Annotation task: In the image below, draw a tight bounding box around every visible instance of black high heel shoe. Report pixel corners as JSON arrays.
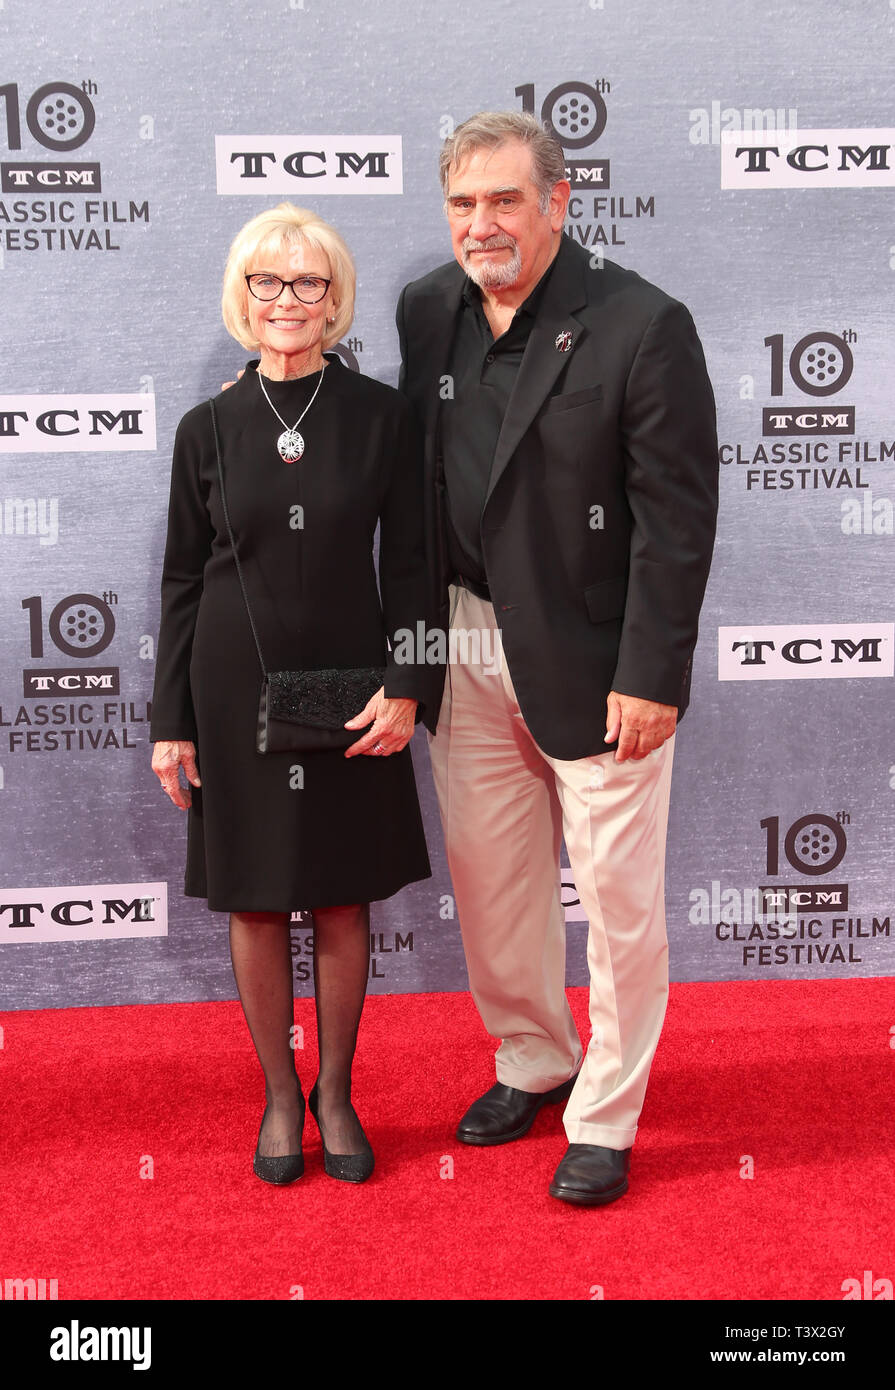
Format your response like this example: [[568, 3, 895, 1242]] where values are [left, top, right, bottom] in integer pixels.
[[308, 1083, 374, 1183], [253, 1094, 306, 1186]]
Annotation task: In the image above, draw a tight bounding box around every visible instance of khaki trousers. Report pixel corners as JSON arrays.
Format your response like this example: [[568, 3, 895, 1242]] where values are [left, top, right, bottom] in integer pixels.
[[428, 585, 675, 1150]]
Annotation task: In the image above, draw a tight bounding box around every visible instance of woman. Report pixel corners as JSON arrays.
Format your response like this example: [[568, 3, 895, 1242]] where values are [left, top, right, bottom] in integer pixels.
[[150, 203, 432, 1186]]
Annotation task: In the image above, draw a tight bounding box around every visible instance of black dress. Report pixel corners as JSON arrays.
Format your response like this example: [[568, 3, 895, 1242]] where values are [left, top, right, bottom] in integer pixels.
[[150, 356, 432, 912]]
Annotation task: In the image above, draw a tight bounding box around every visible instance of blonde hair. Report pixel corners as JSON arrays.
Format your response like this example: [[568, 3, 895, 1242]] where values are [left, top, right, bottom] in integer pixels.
[[221, 203, 356, 351]]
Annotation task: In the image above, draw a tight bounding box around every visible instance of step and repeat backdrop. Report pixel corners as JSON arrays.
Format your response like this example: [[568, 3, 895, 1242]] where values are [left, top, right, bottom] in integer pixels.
[[1, 0, 893, 1008]]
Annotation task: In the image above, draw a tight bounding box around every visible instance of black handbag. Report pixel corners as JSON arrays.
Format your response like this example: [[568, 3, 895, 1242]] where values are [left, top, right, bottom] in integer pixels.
[[208, 399, 384, 754]]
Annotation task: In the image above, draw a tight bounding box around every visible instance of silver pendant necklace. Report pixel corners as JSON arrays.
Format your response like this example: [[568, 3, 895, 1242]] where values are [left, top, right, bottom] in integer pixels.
[[257, 365, 325, 462]]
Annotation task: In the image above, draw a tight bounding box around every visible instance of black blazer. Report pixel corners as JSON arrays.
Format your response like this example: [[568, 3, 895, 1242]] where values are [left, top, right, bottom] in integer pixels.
[[396, 235, 719, 761]]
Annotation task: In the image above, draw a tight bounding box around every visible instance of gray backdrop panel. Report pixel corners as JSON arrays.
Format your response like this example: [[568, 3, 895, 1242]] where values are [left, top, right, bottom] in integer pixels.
[[1, 0, 892, 1007]]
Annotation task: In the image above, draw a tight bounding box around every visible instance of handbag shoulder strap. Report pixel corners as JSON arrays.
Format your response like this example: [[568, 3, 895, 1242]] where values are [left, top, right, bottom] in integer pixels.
[[208, 397, 268, 679]]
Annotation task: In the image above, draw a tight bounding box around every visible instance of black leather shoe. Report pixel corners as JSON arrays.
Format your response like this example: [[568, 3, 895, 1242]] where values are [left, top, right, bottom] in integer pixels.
[[548, 1143, 632, 1206], [456, 1073, 579, 1146], [308, 1083, 374, 1183], [252, 1100, 305, 1186]]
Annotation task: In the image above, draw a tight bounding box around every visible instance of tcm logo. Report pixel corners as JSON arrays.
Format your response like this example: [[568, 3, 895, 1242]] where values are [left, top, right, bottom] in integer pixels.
[[24, 668, 117, 695], [722, 128, 895, 188], [718, 625, 894, 681], [761, 885, 848, 913], [761, 330, 856, 439], [19, 590, 119, 698], [690, 813, 850, 924], [517, 80, 610, 187], [215, 136, 403, 195], [759, 811, 849, 915], [0, 395, 156, 453], [0, 80, 101, 192], [0, 884, 167, 943], [22, 592, 115, 657], [763, 408, 854, 435]]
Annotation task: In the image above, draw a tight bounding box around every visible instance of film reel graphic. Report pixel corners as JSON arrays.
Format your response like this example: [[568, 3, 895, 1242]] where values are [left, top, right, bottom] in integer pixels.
[[789, 333, 854, 397], [516, 81, 608, 150], [49, 594, 116, 658], [761, 812, 848, 878], [541, 82, 607, 148], [783, 814, 847, 876], [765, 331, 854, 398], [21, 592, 116, 660], [26, 82, 95, 150], [0, 81, 96, 153]]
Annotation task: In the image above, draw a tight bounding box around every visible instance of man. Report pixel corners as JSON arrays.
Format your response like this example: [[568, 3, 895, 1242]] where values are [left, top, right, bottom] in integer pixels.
[[396, 111, 718, 1206]]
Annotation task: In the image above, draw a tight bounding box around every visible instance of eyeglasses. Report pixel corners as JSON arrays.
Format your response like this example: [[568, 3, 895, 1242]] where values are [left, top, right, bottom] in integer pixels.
[[245, 273, 332, 304]]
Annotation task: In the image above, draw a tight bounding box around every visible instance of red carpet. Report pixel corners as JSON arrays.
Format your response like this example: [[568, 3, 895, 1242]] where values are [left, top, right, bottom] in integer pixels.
[[1, 978, 891, 1301]]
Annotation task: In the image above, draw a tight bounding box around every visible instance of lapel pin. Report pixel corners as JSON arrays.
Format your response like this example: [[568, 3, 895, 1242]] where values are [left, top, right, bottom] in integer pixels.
[[555, 330, 574, 353]]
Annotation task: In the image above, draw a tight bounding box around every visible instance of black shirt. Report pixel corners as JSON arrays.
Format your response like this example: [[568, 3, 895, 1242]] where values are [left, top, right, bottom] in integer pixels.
[[441, 256, 557, 588]]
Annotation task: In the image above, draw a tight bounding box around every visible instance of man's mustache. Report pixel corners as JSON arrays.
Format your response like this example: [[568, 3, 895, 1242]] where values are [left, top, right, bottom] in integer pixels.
[[462, 234, 517, 254]]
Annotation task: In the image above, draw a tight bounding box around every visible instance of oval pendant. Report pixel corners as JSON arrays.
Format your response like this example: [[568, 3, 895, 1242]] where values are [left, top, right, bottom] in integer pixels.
[[277, 428, 304, 463]]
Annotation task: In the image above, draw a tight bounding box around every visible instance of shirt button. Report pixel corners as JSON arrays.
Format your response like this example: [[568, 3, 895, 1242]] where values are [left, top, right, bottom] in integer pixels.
[[486, 353, 495, 364]]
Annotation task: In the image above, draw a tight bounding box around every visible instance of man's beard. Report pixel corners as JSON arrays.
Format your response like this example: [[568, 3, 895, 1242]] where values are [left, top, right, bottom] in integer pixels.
[[462, 234, 522, 289]]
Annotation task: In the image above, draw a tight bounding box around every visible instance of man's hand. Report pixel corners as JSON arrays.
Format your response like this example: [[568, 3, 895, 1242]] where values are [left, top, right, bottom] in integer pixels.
[[605, 691, 677, 763], [221, 368, 246, 391]]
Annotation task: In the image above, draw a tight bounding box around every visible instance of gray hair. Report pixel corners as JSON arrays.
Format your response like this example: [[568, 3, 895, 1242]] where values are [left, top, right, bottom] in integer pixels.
[[439, 111, 566, 213]]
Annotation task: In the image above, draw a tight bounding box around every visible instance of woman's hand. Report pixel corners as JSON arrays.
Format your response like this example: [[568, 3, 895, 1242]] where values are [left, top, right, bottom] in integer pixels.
[[343, 688, 417, 758], [152, 740, 201, 808]]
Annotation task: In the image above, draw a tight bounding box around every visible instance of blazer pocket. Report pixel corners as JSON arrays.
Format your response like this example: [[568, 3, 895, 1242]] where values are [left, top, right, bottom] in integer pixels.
[[584, 575, 627, 624], [544, 385, 603, 414]]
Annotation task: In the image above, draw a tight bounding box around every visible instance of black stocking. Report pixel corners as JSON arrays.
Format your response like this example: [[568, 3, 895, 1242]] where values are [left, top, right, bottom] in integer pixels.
[[311, 902, 371, 1153], [229, 910, 304, 1158]]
